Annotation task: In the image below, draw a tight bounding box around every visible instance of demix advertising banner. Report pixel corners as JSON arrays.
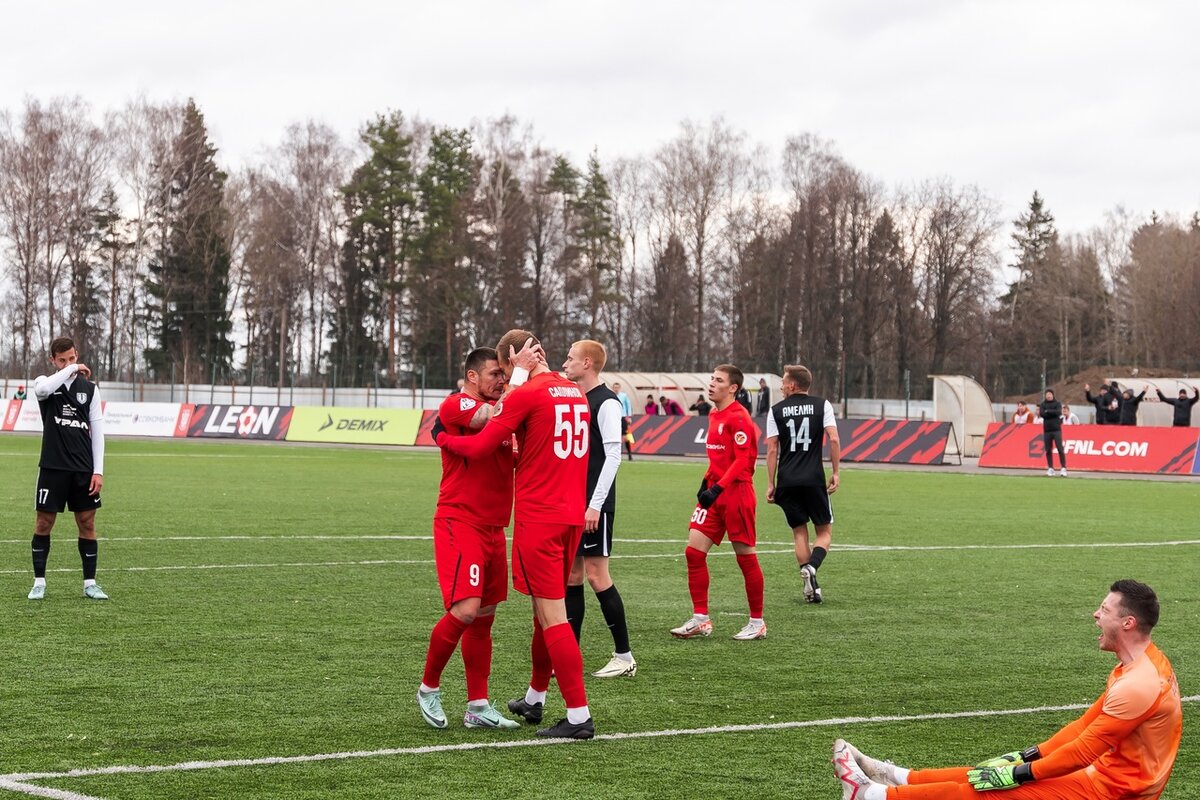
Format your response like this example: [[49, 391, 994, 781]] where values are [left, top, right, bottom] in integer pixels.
[[286, 407, 422, 445]]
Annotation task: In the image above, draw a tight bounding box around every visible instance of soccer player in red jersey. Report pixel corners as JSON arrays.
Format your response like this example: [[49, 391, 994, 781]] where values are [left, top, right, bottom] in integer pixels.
[[436, 329, 596, 740], [670, 364, 767, 641], [417, 347, 522, 731]]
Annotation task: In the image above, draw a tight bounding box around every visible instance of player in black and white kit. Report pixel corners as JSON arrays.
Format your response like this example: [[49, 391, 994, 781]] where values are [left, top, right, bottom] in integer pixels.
[[765, 364, 840, 604], [560, 339, 636, 678], [29, 337, 108, 600]]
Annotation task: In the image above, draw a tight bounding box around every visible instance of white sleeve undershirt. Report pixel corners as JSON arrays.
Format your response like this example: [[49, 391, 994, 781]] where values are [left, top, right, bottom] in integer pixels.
[[90, 383, 105, 475], [588, 398, 624, 511], [33, 364, 79, 400]]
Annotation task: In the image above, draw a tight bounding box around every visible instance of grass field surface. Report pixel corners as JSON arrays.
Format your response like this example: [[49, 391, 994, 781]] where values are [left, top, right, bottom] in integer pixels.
[[1, 435, 1197, 799]]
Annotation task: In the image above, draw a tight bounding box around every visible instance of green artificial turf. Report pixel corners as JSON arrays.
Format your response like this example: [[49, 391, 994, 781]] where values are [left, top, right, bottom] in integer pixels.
[[1, 435, 1196, 799]]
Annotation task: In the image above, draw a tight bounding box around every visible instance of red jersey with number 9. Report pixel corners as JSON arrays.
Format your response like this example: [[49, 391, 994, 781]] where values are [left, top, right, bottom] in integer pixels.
[[435, 393, 514, 527], [487, 371, 589, 524]]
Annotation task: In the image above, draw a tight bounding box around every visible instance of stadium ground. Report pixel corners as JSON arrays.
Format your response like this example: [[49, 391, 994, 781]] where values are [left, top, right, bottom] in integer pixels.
[[1, 435, 1196, 799]]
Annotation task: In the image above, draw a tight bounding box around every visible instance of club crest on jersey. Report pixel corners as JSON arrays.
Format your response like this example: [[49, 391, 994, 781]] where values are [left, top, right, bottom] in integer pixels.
[[76, 392, 88, 404], [733, 430, 748, 446], [459, 396, 477, 412], [718, 423, 724, 435]]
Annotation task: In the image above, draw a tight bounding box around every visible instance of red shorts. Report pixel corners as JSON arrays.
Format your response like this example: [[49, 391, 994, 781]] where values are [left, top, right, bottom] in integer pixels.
[[511, 521, 584, 599], [689, 482, 757, 546], [433, 518, 508, 609]]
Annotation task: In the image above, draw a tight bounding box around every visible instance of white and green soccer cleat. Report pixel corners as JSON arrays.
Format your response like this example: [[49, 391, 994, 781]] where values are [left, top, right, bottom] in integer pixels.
[[463, 702, 520, 730], [28, 583, 45, 600], [417, 689, 448, 729], [83, 584, 109, 600]]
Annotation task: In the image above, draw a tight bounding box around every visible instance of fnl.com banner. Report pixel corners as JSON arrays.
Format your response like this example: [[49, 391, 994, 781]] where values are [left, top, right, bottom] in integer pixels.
[[979, 423, 1200, 475]]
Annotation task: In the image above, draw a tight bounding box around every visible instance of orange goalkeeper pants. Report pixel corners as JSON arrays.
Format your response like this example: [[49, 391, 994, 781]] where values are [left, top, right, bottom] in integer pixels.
[[889, 767, 1101, 800]]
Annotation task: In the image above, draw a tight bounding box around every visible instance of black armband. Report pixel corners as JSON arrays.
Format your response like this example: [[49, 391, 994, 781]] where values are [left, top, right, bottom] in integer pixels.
[[1013, 762, 1035, 784], [1020, 746, 1042, 763]]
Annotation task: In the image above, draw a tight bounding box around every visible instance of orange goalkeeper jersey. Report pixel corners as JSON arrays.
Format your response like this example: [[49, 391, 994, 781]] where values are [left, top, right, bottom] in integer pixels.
[[1032, 642, 1182, 799]]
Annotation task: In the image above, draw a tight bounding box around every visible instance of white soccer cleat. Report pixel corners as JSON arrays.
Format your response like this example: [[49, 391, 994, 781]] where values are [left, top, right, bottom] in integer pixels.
[[592, 653, 638, 678], [842, 740, 904, 786], [670, 616, 713, 639], [732, 620, 767, 640], [1046, 468, 1055, 477], [83, 584, 108, 600], [1059, 468, 1068, 477], [28, 584, 45, 600], [833, 739, 882, 799]]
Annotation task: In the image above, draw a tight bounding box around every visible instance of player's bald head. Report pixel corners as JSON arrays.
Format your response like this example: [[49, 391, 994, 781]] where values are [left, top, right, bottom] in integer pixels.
[[571, 339, 606, 373]]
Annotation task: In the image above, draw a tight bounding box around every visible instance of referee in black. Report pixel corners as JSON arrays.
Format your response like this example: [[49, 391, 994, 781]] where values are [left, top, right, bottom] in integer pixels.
[[765, 365, 840, 604], [28, 337, 108, 600], [1038, 389, 1067, 477]]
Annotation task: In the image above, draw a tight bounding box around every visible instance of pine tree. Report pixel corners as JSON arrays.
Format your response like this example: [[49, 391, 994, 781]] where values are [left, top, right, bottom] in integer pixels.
[[409, 127, 478, 387], [570, 153, 620, 340], [145, 100, 234, 383], [329, 112, 417, 387]]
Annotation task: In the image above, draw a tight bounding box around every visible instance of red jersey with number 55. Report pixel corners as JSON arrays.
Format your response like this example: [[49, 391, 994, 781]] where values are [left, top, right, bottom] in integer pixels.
[[486, 372, 589, 524], [435, 393, 514, 527]]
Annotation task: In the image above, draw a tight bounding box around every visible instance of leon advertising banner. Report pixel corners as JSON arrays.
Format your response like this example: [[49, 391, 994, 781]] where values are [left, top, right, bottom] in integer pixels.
[[176, 404, 293, 440], [287, 407, 423, 446], [979, 423, 1200, 475]]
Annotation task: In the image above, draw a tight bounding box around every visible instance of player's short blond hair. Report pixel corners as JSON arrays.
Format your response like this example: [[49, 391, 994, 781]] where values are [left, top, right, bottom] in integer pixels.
[[496, 329, 540, 368], [783, 364, 812, 390], [572, 339, 607, 372]]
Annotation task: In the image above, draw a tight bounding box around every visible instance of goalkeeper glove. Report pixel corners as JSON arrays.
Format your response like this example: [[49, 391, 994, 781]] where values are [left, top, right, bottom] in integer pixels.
[[697, 484, 724, 509], [967, 763, 1033, 791], [975, 752, 1022, 769], [430, 416, 446, 443], [976, 746, 1040, 769]]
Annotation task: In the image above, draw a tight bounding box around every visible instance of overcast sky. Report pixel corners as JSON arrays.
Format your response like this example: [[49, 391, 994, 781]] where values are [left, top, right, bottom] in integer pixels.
[[4, 0, 1198, 235]]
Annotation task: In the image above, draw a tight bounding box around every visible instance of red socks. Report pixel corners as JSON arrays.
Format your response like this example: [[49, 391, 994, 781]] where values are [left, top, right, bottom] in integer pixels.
[[529, 617, 554, 693], [541, 621, 588, 709], [422, 612, 469, 688], [736, 553, 764, 618], [685, 546, 710, 615], [460, 614, 495, 702]]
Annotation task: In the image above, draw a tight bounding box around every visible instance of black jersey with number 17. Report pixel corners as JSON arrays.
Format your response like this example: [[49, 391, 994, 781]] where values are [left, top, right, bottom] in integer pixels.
[[38, 377, 98, 473], [767, 393, 837, 488]]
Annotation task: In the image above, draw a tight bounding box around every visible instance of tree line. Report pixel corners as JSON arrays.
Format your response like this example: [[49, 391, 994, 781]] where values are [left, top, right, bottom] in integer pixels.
[[1, 97, 1197, 397]]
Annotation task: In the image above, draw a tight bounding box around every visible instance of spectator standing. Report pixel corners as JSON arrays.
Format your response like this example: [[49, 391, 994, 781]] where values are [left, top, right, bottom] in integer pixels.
[[1118, 388, 1146, 426], [689, 394, 712, 416], [1061, 404, 1080, 425], [1037, 389, 1067, 477], [1084, 383, 1114, 426], [15, 384, 27, 400], [612, 382, 634, 461], [1156, 386, 1199, 427], [644, 395, 659, 415], [735, 385, 752, 414], [1012, 401, 1035, 424], [660, 396, 685, 416], [755, 377, 770, 416]]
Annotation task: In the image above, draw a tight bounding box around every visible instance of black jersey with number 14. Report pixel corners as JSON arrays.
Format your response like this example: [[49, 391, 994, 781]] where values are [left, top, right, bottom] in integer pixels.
[[767, 394, 837, 488]]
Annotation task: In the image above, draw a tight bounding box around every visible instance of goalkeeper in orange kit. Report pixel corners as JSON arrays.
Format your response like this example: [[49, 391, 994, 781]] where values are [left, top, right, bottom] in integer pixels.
[[833, 580, 1182, 800]]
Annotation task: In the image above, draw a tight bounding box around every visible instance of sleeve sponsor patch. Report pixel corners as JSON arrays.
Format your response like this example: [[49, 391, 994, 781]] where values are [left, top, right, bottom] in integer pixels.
[[459, 396, 477, 412], [733, 430, 749, 446]]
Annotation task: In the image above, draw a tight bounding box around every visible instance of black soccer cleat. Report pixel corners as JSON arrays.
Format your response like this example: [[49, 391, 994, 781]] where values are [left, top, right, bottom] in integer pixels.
[[506, 698, 544, 724], [536, 717, 595, 739], [801, 564, 823, 604]]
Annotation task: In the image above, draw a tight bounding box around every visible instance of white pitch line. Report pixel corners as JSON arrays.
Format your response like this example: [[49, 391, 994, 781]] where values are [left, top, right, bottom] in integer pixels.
[[4, 695, 1197, 793], [0, 780, 101, 800], [4, 538, 1200, 577]]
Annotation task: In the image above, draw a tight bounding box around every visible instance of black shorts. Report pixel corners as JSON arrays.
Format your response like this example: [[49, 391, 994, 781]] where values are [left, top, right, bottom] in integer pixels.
[[577, 511, 615, 557], [36, 468, 101, 513], [774, 485, 832, 528]]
